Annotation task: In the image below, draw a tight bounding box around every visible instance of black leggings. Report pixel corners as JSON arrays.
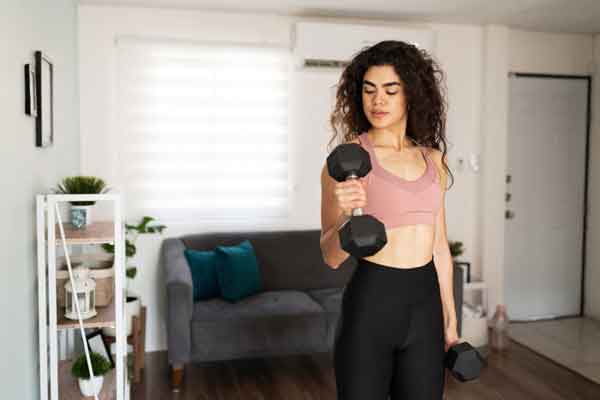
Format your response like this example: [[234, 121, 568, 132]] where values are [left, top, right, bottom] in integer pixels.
[[333, 257, 445, 400]]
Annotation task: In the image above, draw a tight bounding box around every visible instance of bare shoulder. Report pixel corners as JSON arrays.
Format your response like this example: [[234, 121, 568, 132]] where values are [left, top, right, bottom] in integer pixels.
[[422, 147, 447, 188], [423, 147, 445, 165]]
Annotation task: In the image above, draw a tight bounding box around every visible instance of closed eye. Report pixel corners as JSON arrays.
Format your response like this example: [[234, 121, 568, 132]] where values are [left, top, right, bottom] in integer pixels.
[[364, 90, 398, 95]]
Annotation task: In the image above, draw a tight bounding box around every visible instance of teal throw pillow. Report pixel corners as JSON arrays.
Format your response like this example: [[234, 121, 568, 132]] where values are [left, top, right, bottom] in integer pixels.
[[215, 239, 262, 302], [183, 248, 220, 302]]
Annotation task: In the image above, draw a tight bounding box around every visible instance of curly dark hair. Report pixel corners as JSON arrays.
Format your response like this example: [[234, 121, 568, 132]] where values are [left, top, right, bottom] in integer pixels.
[[328, 40, 454, 190]]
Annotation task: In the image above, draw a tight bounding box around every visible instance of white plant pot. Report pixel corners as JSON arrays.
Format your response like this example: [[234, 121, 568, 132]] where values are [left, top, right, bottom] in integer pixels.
[[78, 375, 104, 396], [102, 293, 140, 337]]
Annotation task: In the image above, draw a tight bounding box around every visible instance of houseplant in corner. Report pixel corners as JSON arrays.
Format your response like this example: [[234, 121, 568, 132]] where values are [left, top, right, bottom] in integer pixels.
[[52, 176, 111, 229], [449, 240, 464, 259], [101, 216, 167, 337], [71, 351, 112, 396]]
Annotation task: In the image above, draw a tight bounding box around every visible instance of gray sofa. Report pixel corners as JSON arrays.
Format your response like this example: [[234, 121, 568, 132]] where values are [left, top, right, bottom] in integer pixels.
[[162, 229, 463, 391]]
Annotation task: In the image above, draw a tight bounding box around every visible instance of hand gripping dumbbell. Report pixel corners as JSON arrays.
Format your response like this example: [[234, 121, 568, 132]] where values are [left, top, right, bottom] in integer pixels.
[[444, 341, 485, 382], [326, 143, 387, 258]]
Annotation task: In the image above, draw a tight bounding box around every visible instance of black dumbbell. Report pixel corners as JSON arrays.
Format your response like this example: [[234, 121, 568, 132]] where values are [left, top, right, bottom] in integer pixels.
[[444, 341, 485, 382], [326, 143, 387, 258]]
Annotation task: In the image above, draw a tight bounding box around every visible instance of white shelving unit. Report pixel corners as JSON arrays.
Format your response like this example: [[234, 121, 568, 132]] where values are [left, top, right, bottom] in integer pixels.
[[461, 281, 489, 349], [37, 194, 129, 400]]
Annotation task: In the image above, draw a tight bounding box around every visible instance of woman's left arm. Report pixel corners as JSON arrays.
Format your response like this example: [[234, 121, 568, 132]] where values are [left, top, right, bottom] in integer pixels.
[[431, 150, 458, 348]]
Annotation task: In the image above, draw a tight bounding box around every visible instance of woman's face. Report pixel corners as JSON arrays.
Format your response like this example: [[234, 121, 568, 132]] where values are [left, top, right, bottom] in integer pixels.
[[361, 65, 408, 129]]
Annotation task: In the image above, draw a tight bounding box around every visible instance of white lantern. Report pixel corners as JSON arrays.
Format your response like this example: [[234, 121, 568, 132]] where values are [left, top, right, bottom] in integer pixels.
[[65, 266, 97, 320]]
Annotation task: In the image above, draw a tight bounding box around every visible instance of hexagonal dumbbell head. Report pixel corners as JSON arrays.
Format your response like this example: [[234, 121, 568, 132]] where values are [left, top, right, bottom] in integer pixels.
[[339, 215, 388, 258], [444, 342, 485, 382], [326, 143, 372, 182]]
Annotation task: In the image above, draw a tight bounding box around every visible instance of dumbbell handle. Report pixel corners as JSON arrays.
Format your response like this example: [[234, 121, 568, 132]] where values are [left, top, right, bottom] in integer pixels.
[[346, 172, 363, 217]]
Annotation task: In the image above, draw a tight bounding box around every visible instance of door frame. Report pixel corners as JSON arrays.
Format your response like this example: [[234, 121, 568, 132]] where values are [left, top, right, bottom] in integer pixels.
[[508, 72, 591, 318]]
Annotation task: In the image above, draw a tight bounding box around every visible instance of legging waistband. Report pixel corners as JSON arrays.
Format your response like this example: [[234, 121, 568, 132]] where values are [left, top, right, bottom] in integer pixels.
[[349, 257, 439, 304], [357, 257, 435, 273]]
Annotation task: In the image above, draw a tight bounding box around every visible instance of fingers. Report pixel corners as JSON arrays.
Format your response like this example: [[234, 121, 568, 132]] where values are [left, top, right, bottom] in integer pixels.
[[334, 180, 367, 216]]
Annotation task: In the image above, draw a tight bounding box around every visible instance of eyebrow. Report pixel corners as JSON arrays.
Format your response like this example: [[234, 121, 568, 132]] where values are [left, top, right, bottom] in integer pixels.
[[363, 80, 402, 88]]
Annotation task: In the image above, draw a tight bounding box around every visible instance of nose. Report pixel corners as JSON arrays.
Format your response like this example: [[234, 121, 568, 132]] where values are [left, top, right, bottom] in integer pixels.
[[374, 91, 386, 105]]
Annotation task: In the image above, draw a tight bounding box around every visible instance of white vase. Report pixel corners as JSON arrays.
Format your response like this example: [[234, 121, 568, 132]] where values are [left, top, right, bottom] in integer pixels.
[[102, 293, 140, 337], [78, 375, 104, 396]]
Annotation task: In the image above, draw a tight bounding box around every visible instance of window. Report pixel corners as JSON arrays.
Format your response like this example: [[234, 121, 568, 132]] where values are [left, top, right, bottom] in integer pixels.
[[116, 37, 291, 224]]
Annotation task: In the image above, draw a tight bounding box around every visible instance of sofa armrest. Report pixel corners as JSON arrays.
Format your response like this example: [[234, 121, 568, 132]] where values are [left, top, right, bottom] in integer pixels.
[[162, 238, 193, 364]]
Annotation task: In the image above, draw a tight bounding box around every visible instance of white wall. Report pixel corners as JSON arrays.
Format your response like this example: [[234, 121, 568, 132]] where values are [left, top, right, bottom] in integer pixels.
[[586, 35, 600, 320], [0, 1, 79, 398], [78, 4, 598, 352], [510, 29, 594, 74]]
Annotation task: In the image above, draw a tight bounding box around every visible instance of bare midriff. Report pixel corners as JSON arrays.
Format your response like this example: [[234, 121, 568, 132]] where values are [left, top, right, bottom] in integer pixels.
[[362, 224, 435, 269]]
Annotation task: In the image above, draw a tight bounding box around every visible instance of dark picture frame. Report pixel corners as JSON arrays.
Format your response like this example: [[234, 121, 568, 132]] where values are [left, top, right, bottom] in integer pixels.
[[86, 329, 114, 369], [454, 261, 471, 283], [24, 63, 37, 117], [34, 50, 53, 148]]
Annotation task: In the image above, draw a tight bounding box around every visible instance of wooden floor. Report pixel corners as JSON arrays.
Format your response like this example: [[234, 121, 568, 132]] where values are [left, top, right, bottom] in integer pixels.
[[132, 340, 600, 400]]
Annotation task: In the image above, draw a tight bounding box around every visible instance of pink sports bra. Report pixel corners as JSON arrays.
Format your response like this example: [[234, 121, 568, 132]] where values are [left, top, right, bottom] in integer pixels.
[[357, 132, 442, 228]]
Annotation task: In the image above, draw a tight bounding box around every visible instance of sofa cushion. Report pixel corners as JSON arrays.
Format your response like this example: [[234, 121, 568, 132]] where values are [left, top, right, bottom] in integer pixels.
[[307, 287, 344, 313], [183, 248, 220, 302], [192, 289, 323, 321], [215, 239, 262, 302], [190, 290, 327, 360], [306, 287, 345, 348]]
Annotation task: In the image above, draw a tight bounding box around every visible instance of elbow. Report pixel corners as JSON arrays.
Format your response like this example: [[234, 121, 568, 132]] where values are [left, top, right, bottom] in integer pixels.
[[320, 246, 341, 270], [320, 248, 339, 270]]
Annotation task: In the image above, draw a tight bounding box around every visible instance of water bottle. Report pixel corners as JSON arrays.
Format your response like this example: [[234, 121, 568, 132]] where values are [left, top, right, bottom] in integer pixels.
[[489, 304, 510, 351]]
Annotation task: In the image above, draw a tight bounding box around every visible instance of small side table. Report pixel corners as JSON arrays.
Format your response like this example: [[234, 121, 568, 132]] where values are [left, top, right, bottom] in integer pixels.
[[107, 305, 146, 383]]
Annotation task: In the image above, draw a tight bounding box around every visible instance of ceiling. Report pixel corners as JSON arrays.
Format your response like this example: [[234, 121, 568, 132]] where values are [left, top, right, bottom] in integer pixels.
[[79, 0, 600, 34]]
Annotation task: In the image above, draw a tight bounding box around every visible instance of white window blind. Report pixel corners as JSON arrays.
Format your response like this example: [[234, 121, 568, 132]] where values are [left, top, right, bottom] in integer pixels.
[[116, 37, 291, 224]]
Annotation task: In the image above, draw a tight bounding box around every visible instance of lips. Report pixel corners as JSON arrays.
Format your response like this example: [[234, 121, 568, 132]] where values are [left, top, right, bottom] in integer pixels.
[[372, 111, 388, 117]]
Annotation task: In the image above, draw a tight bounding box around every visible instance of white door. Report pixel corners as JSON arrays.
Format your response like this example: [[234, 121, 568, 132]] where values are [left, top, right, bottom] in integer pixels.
[[504, 74, 589, 321]]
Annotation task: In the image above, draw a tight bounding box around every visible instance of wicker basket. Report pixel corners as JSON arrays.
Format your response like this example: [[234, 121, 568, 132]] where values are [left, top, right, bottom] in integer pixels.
[[56, 253, 114, 307]]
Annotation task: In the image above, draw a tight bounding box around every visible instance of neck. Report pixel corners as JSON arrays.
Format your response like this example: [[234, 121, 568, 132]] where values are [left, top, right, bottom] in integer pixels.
[[368, 125, 413, 152]]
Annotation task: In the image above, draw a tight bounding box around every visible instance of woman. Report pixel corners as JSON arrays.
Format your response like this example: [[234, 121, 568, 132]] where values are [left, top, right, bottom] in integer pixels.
[[320, 40, 458, 399]]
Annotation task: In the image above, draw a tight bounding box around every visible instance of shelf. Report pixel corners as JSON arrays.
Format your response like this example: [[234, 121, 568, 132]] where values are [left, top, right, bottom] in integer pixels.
[[54, 221, 115, 245], [59, 359, 116, 400], [57, 252, 114, 270], [464, 281, 487, 291], [57, 299, 115, 331], [39, 194, 126, 400]]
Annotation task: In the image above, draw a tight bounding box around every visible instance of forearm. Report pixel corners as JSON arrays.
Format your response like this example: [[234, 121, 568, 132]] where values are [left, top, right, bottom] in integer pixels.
[[433, 246, 457, 328], [320, 212, 351, 268]]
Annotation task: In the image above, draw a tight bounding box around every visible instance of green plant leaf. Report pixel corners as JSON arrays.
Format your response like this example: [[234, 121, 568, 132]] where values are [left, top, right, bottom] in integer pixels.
[[71, 351, 112, 379], [126, 267, 137, 279], [53, 176, 110, 206], [101, 243, 114, 254]]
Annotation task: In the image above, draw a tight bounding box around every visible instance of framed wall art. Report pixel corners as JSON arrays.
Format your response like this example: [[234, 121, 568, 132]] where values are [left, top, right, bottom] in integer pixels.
[[34, 50, 54, 147], [24, 63, 37, 117]]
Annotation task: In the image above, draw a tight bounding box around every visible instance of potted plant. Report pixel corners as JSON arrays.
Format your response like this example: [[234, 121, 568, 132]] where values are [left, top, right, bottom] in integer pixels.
[[52, 176, 111, 229], [71, 351, 112, 396], [449, 240, 464, 259], [101, 216, 166, 337]]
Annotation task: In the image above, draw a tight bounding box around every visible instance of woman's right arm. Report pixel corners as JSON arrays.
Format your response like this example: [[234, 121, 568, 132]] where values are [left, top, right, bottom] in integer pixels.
[[320, 163, 351, 269], [321, 163, 371, 269]]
